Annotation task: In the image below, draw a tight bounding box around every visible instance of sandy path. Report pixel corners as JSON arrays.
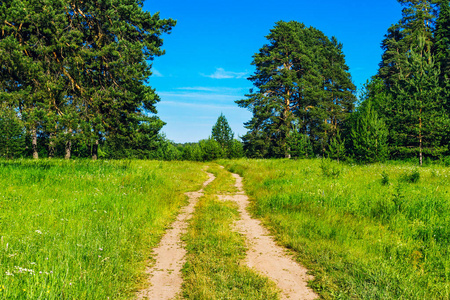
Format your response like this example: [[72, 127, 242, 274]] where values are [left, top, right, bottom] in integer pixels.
[[136, 172, 215, 300], [218, 172, 318, 300]]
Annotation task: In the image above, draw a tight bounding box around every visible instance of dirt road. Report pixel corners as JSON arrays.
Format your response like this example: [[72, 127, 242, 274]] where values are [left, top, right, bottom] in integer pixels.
[[137, 168, 317, 299]]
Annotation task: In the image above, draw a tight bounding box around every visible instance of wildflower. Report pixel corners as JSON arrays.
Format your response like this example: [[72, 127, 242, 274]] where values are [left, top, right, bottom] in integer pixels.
[[5, 271, 13, 276], [99, 248, 103, 251], [35, 230, 42, 234]]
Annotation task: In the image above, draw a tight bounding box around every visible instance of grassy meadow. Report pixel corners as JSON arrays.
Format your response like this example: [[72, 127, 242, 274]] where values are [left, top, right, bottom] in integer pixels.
[[220, 159, 450, 299], [2, 158, 450, 299], [0, 159, 205, 299]]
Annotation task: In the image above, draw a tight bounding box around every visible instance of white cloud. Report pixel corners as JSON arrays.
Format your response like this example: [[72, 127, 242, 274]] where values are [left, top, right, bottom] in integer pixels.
[[152, 68, 163, 77], [202, 68, 248, 79], [175, 86, 247, 93], [158, 91, 240, 102], [159, 100, 236, 110]]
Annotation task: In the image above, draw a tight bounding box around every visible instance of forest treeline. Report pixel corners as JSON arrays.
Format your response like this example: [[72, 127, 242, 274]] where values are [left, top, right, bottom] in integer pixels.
[[1, 0, 449, 164], [239, 0, 450, 165]]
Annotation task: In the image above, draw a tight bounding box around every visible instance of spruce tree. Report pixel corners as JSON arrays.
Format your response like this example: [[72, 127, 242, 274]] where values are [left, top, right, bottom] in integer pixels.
[[434, 0, 450, 108], [391, 36, 448, 165], [211, 113, 234, 152], [350, 101, 389, 163]]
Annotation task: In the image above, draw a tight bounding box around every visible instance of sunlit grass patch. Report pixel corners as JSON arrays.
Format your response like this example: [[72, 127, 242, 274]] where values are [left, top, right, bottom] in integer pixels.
[[0, 159, 205, 299], [202, 164, 238, 195], [220, 158, 450, 299]]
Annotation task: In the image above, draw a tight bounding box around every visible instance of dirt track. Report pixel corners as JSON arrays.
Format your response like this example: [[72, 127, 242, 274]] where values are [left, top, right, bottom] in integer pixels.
[[136, 172, 215, 300], [218, 173, 318, 300], [137, 169, 317, 300]]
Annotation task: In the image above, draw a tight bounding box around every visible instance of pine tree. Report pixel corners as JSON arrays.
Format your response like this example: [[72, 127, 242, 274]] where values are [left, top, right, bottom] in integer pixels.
[[237, 21, 355, 158], [0, 0, 175, 159], [379, 0, 436, 88], [211, 113, 234, 152]]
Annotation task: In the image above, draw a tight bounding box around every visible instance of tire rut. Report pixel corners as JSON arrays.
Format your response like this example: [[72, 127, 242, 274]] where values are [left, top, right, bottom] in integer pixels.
[[136, 172, 215, 300]]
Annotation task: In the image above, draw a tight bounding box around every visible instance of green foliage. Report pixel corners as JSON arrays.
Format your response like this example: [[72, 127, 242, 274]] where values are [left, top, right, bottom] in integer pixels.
[[0, 104, 25, 159], [350, 99, 389, 163], [327, 129, 346, 162], [237, 21, 356, 158], [390, 37, 449, 164], [319, 158, 342, 178], [400, 169, 421, 183], [375, 0, 450, 163], [381, 171, 390, 185], [228, 139, 245, 159], [211, 113, 234, 150], [0, 0, 175, 159], [288, 131, 313, 158], [198, 138, 224, 161]]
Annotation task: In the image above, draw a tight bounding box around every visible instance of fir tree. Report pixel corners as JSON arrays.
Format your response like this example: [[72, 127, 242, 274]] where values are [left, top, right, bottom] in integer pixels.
[[211, 113, 234, 152]]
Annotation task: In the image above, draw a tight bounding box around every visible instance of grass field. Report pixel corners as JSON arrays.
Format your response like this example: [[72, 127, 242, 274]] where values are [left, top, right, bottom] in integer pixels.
[[220, 158, 450, 299], [0, 159, 205, 299], [2, 158, 449, 299]]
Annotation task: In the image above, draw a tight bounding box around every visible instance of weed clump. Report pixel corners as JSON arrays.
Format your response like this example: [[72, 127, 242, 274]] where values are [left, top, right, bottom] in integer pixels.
[[381, 171, 390, 185], [320, 159, 341, 178], [400, 169, 420, 183]]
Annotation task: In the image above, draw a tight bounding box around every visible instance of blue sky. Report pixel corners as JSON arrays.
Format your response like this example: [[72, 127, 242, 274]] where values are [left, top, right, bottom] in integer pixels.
[[143, 0, 403, 143]]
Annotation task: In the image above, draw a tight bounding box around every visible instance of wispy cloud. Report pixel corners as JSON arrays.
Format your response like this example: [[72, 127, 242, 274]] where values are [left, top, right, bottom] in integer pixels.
[[175, 86, 246, 93], [159, 100, 237, 110], [152, 68, 163, 77], [202, 68, 248, 79], [158, 91, 239, 102]]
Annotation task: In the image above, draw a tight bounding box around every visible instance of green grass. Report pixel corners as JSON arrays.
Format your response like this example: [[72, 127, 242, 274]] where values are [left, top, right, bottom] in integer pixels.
[[219, 158, 450, 299], [181, 165, 279, 299], [0, 159, 205, 299]]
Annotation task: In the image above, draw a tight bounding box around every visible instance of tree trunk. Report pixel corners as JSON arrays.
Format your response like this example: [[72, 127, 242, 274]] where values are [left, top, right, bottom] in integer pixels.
[[419, 115, 423, 167], [48, 132, 55, 159], [65, 129, 72, 160], [92, 139, 99, 160], [32, 127, 39, 160], [65, 140, 72, 160]]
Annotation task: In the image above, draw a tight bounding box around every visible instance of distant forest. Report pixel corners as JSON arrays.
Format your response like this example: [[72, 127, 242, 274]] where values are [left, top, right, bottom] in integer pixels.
[[1, 0, 449, 165]]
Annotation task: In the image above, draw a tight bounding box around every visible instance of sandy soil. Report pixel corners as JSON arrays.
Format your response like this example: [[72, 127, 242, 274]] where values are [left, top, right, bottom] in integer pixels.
[[136, 172, 215, 300], [218, 173, 318, 300]]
